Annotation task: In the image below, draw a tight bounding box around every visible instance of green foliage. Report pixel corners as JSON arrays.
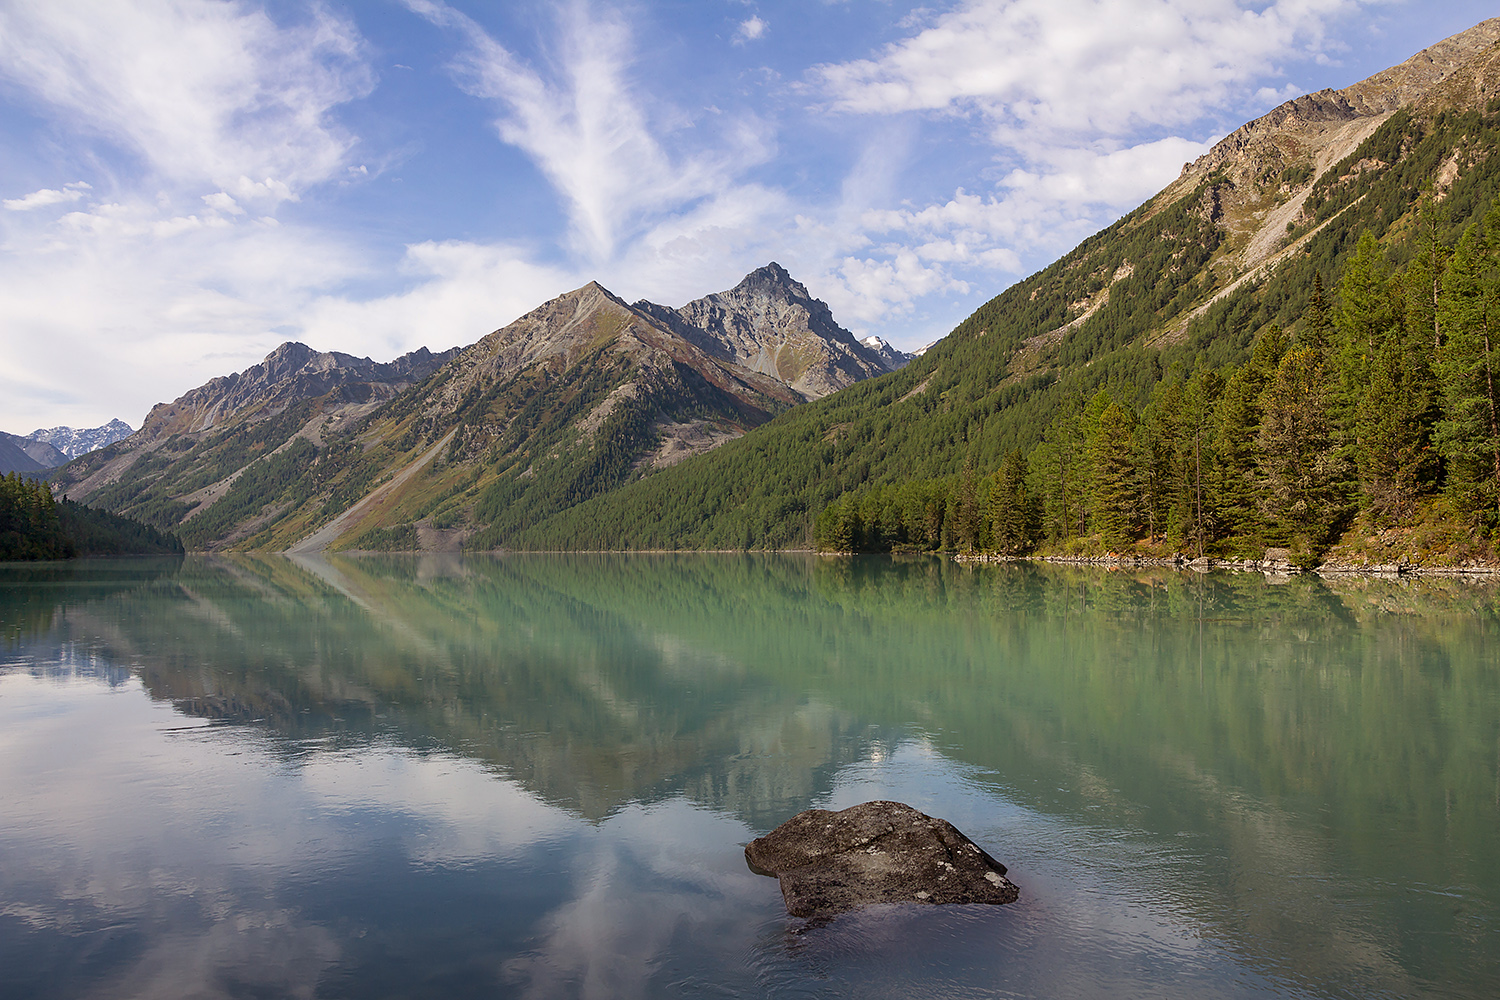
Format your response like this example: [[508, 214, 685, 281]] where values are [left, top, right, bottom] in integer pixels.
[[515, 101, 1500, 557], [1434, 214, 1500, 527], [349, 523, 419, 551], [1, 473, 182, 560], [0, 473, 69, 559]]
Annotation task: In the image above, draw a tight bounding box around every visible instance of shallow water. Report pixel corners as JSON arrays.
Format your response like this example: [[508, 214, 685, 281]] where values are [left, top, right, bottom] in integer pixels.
[[1, 554, 1496, 998]]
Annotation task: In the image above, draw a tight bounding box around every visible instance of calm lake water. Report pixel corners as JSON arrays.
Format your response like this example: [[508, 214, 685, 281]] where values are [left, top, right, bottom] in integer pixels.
[[1, 554, 1497, 999]]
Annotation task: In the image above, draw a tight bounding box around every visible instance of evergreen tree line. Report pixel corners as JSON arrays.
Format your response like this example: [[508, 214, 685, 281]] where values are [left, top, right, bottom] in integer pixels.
[[0, 472, 184, 560], [816, 208, 1500, 563]]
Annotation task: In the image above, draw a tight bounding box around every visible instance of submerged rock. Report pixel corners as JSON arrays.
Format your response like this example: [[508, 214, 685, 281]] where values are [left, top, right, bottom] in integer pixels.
[[745, 800, 1019, 918]]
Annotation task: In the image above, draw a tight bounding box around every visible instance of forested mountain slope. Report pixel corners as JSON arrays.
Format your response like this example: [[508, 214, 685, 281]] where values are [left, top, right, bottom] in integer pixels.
[[514, 20, 1500, 557]]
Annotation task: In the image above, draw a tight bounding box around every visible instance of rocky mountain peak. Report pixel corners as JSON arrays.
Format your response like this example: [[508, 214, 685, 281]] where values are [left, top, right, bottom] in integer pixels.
[[735, 261, 804, 296], [27, 418, 134, 460], [136, 341, 460, 439], [1180, 19, 1500, 185], [632, 263, 905, 400]]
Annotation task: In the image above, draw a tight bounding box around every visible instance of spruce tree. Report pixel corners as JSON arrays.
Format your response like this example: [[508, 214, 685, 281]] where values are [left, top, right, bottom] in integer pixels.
[[1434, 219, 1500, 527], [990, 450, 1035, 554], [1090, 401, 1137, 549], [1211, 366, 1264, 547], [1300, 272, 1334, 360], [1258, 347, 1343, 553]]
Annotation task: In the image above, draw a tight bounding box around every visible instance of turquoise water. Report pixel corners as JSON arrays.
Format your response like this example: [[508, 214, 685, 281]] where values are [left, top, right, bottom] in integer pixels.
[[1, 554, 1496, 998]]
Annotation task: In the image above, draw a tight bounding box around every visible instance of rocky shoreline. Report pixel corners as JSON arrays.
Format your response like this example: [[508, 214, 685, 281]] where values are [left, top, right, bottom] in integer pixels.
[[952, 547, 1500, 578]]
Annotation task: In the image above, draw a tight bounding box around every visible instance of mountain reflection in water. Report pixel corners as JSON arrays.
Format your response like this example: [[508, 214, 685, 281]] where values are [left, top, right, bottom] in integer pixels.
[[1, 554, 1496, 999]]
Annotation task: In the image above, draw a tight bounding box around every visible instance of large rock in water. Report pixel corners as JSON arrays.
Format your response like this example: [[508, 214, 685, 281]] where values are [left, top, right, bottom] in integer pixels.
[[745, 800, 1020, 918]]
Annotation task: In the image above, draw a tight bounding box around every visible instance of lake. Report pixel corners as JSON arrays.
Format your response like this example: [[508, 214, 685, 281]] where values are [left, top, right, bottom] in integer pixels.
[[1, 554, 1496, 999]]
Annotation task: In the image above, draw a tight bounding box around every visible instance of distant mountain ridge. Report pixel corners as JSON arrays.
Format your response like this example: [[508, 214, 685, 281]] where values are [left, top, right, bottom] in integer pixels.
[[51, 263, 888, 551], [28, 419, 134, 460], [137, 343, 462, 439], [0, 433, 64, 474], [0, 419, 134, 474]]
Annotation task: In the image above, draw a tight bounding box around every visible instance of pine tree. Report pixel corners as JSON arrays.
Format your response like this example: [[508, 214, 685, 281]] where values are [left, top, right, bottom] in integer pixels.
[[1133, 381, 1181, 543], [1211, 366, 1264, 546], [1434, 219, 1500, 527], [1300, 272, 1334, 358], [950, 460, 983, 552], [1334, 231, 1397, 392], [1354, 338, 1427, 523], [990, 449, 1035, 554], [1090, 401, 1137, 549], [1258, 347, 1343, 552], [1173, 367, 1222, 555]]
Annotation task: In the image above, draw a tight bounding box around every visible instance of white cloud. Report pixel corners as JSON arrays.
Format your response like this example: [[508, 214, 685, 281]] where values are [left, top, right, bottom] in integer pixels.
[[0, 194, 367, 428], [2, 181, 91, 211], [0, 0, 372, 198], [406, 0, 773, 263], [296, 240, 578, 355], [735, 16, 768, 44], [816, 0, 1360, 141], [202, 191, 246, 216]]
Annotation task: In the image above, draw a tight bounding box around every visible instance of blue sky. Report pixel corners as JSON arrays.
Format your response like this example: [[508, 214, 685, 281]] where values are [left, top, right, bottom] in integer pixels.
[[1, 0, 1494, 431]]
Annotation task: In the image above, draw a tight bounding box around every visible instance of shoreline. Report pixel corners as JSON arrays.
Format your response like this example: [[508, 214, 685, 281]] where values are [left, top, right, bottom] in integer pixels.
[[951, 551, 1500, 578]]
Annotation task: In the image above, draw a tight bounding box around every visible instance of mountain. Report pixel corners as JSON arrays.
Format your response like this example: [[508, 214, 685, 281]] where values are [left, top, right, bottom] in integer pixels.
[[48, 20, 1500, 557], [632, 262, 904, 399], [51, 342, 462, 542], [507, 19, 1500, 554], [130, 342, 461, 439], [27, 419, 134, 460], [861, 335, 916, 370], [53, 265, 880, 551], [0, 432, 64, 474]]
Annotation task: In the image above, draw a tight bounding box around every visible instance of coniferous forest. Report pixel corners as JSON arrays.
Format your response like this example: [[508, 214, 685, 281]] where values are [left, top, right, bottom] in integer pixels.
[[517, 104, 1500, 563], [813, 215, 1500, 565], [0, 473, 184, 560]]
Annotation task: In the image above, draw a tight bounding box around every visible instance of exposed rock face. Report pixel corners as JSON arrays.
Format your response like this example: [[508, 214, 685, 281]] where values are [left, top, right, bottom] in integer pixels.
[[634, 263, 901, 400], [745, 800, 1020, 918], [138, 342, 461, 439], [410, 280, 802, 456], [1179, 19, 1500, 186], [52, 342, 461, 512], [860, 335, 915, 371], [25, 419, 133, 461]]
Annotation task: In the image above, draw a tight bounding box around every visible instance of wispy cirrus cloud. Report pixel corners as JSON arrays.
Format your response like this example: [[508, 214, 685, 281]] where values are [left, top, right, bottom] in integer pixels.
[[0, 0, 378, 428], [406, 0, 774, 263], [0, 0, 372, 201]]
